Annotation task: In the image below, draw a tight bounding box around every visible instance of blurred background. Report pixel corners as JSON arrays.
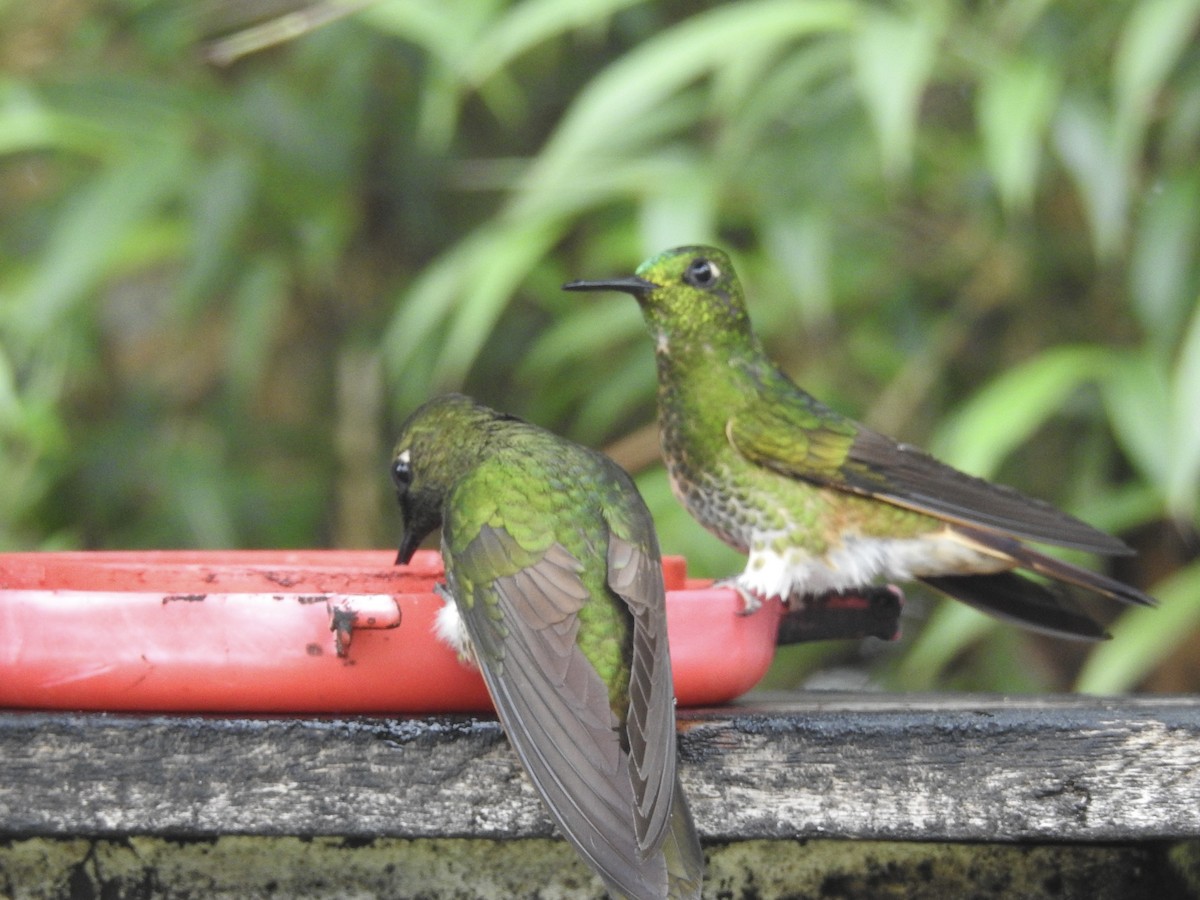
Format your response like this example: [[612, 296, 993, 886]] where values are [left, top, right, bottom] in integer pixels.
[[1, 0, 1197, 694]]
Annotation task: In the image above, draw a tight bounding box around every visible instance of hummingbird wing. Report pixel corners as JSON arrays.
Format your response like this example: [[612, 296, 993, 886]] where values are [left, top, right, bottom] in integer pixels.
[[450, 522, 676, 900], [606, 532, 677, 859], [658, 775, 705, 899], [726, 388, 1132, 556], [604, 460, 704, 896]]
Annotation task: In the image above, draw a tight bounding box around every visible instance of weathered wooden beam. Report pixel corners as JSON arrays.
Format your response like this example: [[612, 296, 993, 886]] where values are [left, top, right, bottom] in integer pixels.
[[3, 693, 1198, 842], [2, 836, 1195, 900]]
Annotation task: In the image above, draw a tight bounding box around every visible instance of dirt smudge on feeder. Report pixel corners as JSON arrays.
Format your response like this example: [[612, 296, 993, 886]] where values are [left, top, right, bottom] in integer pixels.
[[163, 594, 207, 604]]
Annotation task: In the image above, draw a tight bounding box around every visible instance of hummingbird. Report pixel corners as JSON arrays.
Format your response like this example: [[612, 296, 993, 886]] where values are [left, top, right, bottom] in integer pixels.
[[392, 393, 703, 900], [564, 246, 1154, 639]]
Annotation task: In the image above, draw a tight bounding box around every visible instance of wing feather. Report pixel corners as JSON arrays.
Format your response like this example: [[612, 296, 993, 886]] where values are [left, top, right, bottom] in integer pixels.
[[728, 394, 1132, 555], [607, 532, 675, 857], [453, 524, 670, 900]]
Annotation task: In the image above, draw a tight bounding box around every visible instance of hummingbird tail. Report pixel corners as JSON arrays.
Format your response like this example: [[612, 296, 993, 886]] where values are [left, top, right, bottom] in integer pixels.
[[932, 527, 1156, 638], [1004, 542, 1156, 608], [919, 573, 1110, 641]]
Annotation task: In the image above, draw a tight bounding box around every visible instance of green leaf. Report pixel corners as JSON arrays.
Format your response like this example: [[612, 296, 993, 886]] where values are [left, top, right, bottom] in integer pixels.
[[175, 453, 239, 548], [763, 211, 834, 324], [1128, 172, 1200, 344], [932, 345, 1112, 477], [180, 152, 257, 317], [1075, 559, 1200, 693], [977, 55, 1060, 212], [1052, 97, 1128, 259], [1168, 301, 1200, 518], [0, 347, 22, 440], [361, 0, 497, 147], [891, 600, 997, 691], [1072, 482, 1166, 541], [521, 301, 645, 377], [5, 141, 190, 347], [1102, 351, 1173, 491], [569, 347, 655, 444], [852, 6, 943, 180], [435, 219, 563, 386], [0, 81, 116, 159], [227, 257, 289, 403], [524, 0, 858, 207], [362, 0, 488, 66], [384, 218, 564, 399], [637, 164, 718, 252], [1113, 0, 1200, 160], [383, 237, 478, 404], [462, 0, 645, 88]]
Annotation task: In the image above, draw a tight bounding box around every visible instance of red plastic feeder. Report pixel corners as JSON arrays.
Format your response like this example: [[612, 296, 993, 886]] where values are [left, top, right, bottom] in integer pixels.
[[0, 550, 783, 713]]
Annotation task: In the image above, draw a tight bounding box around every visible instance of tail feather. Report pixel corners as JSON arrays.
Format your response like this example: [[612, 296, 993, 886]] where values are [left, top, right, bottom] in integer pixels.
[[944, 525, 1156, 623], [1004, 541, 1156, 608], [919, 572, 1110, 641]]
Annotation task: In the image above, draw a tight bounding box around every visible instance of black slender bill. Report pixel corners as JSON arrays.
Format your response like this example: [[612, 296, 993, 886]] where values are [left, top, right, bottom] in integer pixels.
[[396, 528, 422, 565], [562, 276, 658, 296]]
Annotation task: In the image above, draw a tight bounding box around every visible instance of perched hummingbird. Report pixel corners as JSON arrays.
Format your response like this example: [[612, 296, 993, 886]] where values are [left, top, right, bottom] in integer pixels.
[[392, 393, 703, 900], [564, 246, 1154, 639]]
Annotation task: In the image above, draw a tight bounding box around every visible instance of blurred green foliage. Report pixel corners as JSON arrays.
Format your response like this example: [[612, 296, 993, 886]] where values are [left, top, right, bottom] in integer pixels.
[[1, 0, 1197, 692]]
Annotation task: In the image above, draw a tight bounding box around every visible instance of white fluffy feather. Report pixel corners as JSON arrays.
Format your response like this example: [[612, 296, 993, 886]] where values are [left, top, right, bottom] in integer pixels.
[[433, 594, 476, 665], [739, 529, 1009, 601]]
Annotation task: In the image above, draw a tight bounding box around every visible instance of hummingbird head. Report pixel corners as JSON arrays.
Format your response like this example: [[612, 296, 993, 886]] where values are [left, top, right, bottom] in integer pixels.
[[563, 245, 753, 348], [391, 393, 497, 564]]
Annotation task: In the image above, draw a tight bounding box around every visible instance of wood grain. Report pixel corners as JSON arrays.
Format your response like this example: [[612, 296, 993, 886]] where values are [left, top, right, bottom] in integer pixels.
[[3, 693, 1198, 841]]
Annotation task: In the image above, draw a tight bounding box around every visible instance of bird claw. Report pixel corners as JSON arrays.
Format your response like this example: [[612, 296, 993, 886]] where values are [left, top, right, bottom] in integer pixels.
[[713, 577, 766, 616]]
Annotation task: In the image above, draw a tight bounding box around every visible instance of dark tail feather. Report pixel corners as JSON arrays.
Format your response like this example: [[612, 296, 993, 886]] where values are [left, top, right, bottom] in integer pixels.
[[1005, 542, 1157, 608], [919, 573, 1110, 641], [951, 525, 1157, 609], [663, 775, 704, 900]]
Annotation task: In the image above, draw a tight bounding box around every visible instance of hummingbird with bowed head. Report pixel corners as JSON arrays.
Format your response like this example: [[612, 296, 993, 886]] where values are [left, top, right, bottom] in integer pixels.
[[392, 393, 703, 900]]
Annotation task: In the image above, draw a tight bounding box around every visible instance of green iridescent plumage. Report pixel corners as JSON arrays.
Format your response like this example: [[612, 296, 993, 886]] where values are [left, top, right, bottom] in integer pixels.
[[392, 394, 702, 900], [565, 246, 1154, 639]]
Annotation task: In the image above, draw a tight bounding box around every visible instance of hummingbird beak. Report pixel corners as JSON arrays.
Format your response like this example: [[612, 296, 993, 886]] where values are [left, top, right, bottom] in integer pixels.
[[395, 528, 422, 565], [395, 494, 426, 565], [562, 276, 658, 297]]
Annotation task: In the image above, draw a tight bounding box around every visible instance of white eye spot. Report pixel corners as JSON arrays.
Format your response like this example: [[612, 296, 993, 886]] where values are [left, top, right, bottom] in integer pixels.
[[392, 449, 413, 489]]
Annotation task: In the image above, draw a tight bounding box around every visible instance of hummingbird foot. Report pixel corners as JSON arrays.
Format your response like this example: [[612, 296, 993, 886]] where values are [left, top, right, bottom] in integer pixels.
[[712, 577, 772, 615]]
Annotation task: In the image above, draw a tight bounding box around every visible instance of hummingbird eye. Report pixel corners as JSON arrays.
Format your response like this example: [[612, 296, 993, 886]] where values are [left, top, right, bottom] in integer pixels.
[[684, 258, 720, 289], [391, 450, 413, 490]]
